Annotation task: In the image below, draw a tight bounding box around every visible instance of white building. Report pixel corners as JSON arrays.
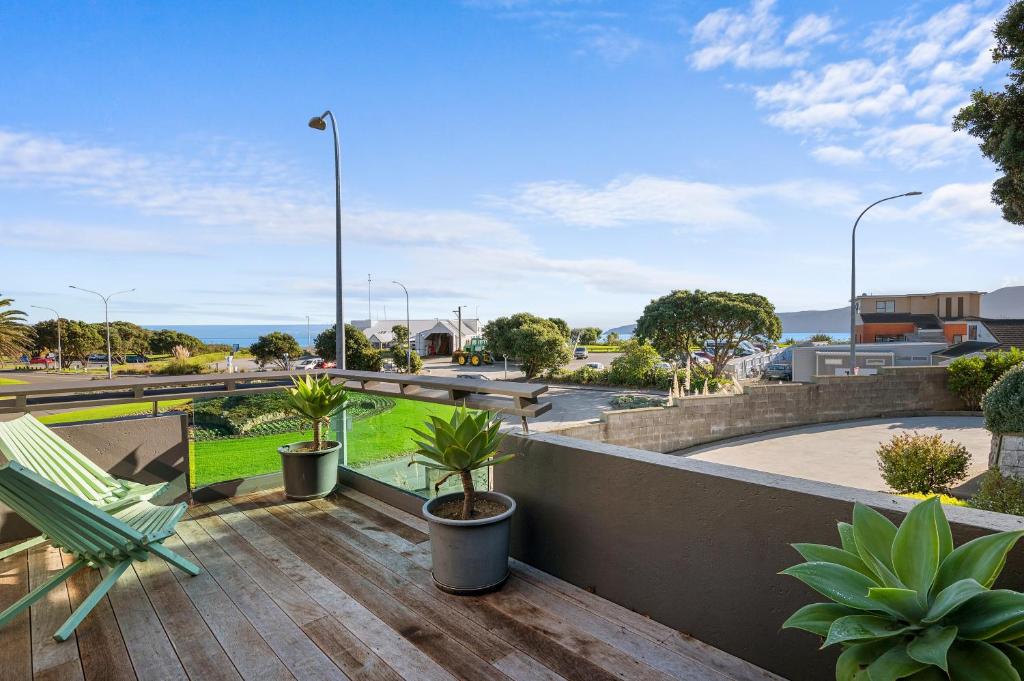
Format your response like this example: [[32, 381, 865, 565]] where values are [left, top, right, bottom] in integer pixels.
[[350, 318, 481, 357]]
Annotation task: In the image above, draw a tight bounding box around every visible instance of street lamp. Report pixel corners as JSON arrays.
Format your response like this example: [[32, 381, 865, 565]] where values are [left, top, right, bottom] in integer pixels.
[[308, 110, 345, 370], [849, 192, 923, 372], [393, 281, 411, 372], [69, 286, 135, 379], [30, 305, 61, 372]]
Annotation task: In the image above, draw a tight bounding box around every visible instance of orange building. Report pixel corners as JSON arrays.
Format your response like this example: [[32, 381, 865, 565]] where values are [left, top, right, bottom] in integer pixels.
[[854, 291, 982, 344]]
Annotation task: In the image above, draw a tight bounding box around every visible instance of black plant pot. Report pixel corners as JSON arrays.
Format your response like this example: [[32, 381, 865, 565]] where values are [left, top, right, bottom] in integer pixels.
[[278, 441, 340, 500]]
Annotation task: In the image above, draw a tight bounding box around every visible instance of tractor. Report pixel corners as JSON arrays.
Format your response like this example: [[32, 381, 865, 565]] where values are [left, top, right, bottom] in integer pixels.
[[452, 338, 494, 366]]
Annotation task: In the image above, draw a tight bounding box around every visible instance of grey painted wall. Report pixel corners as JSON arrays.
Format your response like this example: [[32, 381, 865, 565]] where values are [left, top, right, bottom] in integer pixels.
[[0, 414, 189, 543], [494, 432, 1024, 681], [556, 366, 966, 453]]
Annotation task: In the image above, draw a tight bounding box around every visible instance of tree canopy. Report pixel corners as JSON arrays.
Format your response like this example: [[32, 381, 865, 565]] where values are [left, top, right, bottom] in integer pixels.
[[483, 313, 572, 377], [149, 329, 205, 355], [35, 319, 103, 367], [250, 331, 303, 369], [313, 324, 383, 371], [954, 1, 1024, 226], [635, 289, 781, 376], [571, 327, 603, 345]]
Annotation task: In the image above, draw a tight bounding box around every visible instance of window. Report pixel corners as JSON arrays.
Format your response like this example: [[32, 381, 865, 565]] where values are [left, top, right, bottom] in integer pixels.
[[945, 297, 952, 318], [953, 335, 964, 344], [875, 300, 895, 313], [957, 296, 964, 318], [969, 325, 978, 340]]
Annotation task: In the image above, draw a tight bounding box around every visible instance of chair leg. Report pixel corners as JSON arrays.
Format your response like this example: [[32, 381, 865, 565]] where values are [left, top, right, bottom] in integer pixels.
[[0, 535, 48, 560], [0, 559, 84, 629], [147, 542, 201, 576], [53, 561, 131, 642]]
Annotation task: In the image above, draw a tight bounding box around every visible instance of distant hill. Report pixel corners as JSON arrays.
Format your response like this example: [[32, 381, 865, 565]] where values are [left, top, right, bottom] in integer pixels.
[[776, 307, 850, 333], [603, 324, 636, 337], [982, 286, 1024, 318]]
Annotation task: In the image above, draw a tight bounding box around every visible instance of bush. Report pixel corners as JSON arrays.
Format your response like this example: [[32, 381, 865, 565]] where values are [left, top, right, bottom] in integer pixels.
[[948, 347, 1024, 409], [877, 432, 970, 494], [391, 348, 423, 374], [969, 469, 1024, 516], [609, 395, 666, 410], [900, 492, 968, 507], [983, 362, 1024, 434], [157, 359, 204, 375]]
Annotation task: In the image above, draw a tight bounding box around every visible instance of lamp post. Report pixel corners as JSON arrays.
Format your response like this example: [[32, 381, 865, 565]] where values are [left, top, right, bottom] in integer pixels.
[[31, 305, 61, 372], [393, 281, 411, 372], [849, 192, 922, 372], [308, 110, 345, 371], [69, 286, 135, 379]]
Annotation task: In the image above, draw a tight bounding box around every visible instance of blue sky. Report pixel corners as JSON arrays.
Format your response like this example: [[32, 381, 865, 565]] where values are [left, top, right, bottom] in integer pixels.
[[1, 0, 1020, 329]]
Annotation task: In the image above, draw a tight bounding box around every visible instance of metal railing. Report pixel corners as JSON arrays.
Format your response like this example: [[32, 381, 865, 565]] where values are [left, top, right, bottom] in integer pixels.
[[724, 349, 782, 379]]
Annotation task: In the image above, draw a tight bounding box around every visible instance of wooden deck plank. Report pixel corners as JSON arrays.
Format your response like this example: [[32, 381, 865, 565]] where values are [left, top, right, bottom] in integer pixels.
[[61, 556, 135, 681], [27, 545, 83, 681], [208, 500, 455, 681], [301, 616, 404, 681], [235, 497, 508, 681], [335, 489, 429, 533], [133, 549, 242, 681], [0, 551, 32, 681], [172, 517, 348, 681], [101, 563, 187, 681], [160, 534, 295, 681], [323, 493, 428, 545]]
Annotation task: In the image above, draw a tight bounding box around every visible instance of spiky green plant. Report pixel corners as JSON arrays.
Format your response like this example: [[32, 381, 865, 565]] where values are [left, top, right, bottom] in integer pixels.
[[409, 408, 513, 520], [283, 374, 348, 450], [0, 294, 33, 361], [782, 497, 1024, 680]]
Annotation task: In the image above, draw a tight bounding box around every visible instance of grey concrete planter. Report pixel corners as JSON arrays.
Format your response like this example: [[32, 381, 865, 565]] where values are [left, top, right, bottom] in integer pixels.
[[990, 433, 1024, 477], [422, 491, 516, 594], [278, 440, 340, 500]]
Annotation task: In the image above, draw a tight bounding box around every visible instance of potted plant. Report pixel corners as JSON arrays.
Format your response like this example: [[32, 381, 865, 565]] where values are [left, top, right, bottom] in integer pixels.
[[984, 363, 1024, 477], [409, 408, 516, 594], [277, 374, 348, 500], [782, 496, 1024, 679]]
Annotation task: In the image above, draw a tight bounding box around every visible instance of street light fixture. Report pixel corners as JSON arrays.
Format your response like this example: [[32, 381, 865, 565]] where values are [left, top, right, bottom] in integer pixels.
[[849, 191, 923, 372], [308, 110, 345, 370], [69, 286, 135, 379], [30, 305, 61, 372], [393, 281, 411, 372]]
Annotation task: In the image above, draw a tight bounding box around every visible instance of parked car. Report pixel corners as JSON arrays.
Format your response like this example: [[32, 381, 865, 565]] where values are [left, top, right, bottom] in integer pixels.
[[574, 347, 589, 359], [87, 353, 108, 363], [584, 361, 604, 370], [125, 354, 149, 364], [321, 360, 337, 369], [293, 357, 322, 370], [692, 350, 714, 364], [28, 356, 54, 367], [764, 346, 794, 381], [654, 361, 673, 370]]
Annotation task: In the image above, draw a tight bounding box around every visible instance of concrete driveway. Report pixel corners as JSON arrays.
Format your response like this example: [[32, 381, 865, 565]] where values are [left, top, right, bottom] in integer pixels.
[[676, 416, 990, 493]]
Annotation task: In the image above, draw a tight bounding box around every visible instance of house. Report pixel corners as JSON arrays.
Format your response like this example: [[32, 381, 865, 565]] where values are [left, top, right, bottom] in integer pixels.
[[854, 291, 983, 344], [932, 317, 1024, 361], [350, 318, 482, 357]]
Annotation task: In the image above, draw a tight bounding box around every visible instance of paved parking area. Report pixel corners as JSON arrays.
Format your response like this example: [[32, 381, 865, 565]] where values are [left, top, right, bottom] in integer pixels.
[[676, 416, 990, 492]]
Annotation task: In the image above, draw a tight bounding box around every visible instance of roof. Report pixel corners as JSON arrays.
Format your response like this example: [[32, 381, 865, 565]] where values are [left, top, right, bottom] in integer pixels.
[[356, 318, 481, 341], [979, 318, 1024, 351], [857, 291, 984, 298], [858, 313, 943, 329], [931, 340, 1000, 359]]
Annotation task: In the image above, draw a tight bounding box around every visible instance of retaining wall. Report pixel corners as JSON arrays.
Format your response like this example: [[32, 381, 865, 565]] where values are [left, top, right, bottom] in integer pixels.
[[556, 366, 966, 452]]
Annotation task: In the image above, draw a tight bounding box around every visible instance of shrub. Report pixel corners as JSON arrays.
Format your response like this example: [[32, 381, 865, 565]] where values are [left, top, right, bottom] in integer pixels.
[[900, 492, 968, 507], [609, 395, 666, 410], [877, 432, 970, 494], [948, 347, 1024, 409], [983, 362, 1024, 434], [157, 359, 204, 375], [391, 348, 423, 374], [970, 469, 1024, 516], [782, 498, 1024, 677]]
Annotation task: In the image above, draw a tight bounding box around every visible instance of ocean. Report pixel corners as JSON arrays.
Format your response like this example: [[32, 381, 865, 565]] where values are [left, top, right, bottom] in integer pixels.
[[144, 324, 333, 348], [606, 331, 849, 343]]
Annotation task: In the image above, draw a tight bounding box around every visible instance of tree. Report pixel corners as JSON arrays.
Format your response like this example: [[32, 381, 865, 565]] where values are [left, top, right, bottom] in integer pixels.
[[607, 339, 661, 386], [104, 321, 152, 363], [605, 331, 620, 346], [313, 324, 383, 371], [571, 327, 602, 345], [809, 333, 835, 343], [51, 320, 103, 367], [250, 332, 303, 369], [392, 348, 423, 374], [0, 294, 33, 361], [547, 317, 571, 340], [953, 2, 1024, 226], [510, 321, 572, 378], [391, 324, 410, 347], [483, 312, 546, 359], [634, 290, 781, 377], [149, 329, 205, 355]]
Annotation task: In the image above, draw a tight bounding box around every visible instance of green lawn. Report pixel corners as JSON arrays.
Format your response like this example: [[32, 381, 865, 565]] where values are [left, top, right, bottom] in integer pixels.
[[190, 398, 457, 487], [38, 400, 190, 424], [583, 345, 622, 353]]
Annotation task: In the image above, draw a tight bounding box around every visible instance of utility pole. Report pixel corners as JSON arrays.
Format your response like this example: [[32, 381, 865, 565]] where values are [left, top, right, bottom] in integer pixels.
[[367, 273, 372, 321], [31, 306, 62, 372], [453, 306, 465, 354], [69, 286, 135, 379]]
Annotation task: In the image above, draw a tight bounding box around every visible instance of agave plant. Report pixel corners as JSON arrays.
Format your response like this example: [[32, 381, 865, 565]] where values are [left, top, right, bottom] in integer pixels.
[[409, 408, 513, 520], [782, 497, 1024, 680], [283, 374, 348, 450]]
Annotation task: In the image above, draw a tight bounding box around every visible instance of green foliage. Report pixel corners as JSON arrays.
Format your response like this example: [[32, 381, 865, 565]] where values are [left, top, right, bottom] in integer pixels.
[[547, 317, 571, 339], [0, 294, 33, 360], [970, 470, 1024, 517], [782, 498, 1024, 679], [635, 289, 781, 377], [572, 327, 602, 345], [953, 1, 1024, 226], [948, 349, 1024, 409], [609, 394, 666, 410], [983, 363, 1024, 434], [544, 351, 724, 393], [104, 321, 152, 363], [391, 347, 423, 374], [156, 358, 205, 375], [283, 374, 349, 450], [250, 331, 303, 369], [391, 324, 410, 347], [607, 339, 660, 385], [149, 329, 205, 355], [605, 331, 620, 345], [877, 433, 971, 495], [483, 313, 571, 378], [43, 319, 103, 366], [313, 323, 383, 371], [409, 408, 512, 519], [810, 334, 835, 343]]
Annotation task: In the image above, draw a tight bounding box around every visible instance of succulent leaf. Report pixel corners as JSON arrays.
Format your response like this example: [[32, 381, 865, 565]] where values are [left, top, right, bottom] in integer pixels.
[[948, 590, 1024, 640], [854, 504, 905, 588], [823, 615, 916, 648], [837, 640, 898, 681], [793, 543, 877, 581], [923, 579, 987, 623], [947, 640, 1021, 680], [867, 588, 927, 622], [780, 562, 882, 612], [933, 531, 1024, 593], [998, 644, 1024, 678], [838, 522, 858, 554], [906, 625, 957, 671], [891, 497, 943, 599], [865, 643, 928, 681], [782, 602, 861, 637]]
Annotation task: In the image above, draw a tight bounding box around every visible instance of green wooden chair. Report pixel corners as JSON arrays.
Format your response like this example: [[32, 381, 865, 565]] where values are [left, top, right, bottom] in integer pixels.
[[0, 460, 200, 641], [0, 413, 167, 558]]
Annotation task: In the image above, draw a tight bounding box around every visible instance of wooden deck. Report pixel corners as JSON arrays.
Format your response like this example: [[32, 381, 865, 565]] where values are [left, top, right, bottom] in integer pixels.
[[0, 487, 782, 681]]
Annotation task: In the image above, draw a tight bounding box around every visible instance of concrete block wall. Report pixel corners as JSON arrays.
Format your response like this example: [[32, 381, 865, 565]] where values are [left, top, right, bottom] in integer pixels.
[[555, 366, 967, 453]]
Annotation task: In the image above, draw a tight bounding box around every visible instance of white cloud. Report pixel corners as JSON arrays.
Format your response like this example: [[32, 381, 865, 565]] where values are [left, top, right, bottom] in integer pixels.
[[863, 123, 974, 168], [689, 0, 834, 70], [812, 145, 865, 165]]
